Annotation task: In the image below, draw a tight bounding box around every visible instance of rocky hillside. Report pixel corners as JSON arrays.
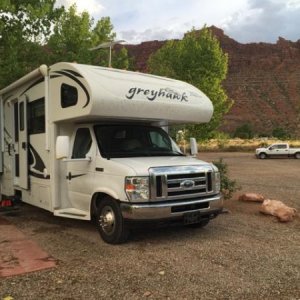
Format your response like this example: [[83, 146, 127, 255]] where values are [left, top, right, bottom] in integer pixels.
[[123, 27, 300, 137]]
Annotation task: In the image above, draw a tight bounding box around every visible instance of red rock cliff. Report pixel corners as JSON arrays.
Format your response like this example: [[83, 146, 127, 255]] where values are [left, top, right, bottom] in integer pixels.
[[123, 27, 300, 137]]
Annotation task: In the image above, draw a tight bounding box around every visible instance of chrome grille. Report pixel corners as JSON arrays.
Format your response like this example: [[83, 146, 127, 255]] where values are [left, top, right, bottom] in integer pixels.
[[149, 165, 214, 201]]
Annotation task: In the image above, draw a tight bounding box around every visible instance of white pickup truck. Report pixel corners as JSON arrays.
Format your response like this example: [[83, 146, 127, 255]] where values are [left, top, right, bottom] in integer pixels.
[[256, 143, 300, 159]]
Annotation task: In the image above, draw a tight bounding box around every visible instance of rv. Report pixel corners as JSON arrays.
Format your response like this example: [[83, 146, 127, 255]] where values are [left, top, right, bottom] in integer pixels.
[[0, 63, 223, 244]]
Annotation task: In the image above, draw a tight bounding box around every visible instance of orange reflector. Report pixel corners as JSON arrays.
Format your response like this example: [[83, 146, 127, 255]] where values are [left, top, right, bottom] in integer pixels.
[[125, 184, 135, 191]]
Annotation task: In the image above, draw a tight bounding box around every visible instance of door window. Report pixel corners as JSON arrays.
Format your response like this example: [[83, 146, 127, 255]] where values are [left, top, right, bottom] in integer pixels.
[[72, 128, 92, 159]]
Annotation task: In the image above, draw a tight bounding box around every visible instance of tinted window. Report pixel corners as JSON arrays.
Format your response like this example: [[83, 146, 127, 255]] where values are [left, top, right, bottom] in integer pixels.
[[28, 98, 45, 134], [61, 83, 78, 108], [72, 128, 92, 159]]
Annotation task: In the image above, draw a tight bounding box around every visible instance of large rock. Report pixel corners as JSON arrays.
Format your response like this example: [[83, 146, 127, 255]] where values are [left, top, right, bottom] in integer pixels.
[[260, 199, 297, 222]]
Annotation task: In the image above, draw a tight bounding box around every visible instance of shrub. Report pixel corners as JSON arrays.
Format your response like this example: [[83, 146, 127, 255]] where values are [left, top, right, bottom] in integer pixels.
[[213, 158, 240, 200], [234, 123, 254, 139], [272, 127, 291, 140]]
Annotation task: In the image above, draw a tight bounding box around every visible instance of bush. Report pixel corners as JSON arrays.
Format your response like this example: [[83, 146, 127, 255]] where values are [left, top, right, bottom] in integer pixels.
[[213, 158, 240, 200], [272, 127, 291, 140], [234, 123, 254, 139]]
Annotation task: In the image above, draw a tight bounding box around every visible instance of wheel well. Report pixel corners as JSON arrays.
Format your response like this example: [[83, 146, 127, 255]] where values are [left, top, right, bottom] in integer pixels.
[[90, 192, 112, 219]]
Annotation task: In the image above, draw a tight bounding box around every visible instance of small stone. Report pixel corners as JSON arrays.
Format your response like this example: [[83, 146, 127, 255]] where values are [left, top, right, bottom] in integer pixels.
[[143, 291, 152, 297], [158, 271, 165, 275]]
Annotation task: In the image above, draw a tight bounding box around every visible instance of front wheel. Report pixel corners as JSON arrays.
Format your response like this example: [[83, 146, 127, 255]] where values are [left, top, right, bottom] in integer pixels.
[[96, 197, 129, 244], [295, 152, 300, 159], [259, 153, 267, 159]]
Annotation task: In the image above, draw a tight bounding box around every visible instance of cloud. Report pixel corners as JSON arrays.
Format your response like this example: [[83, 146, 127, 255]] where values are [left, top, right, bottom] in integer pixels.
[[55, 0, 104, 16], [222, 0, 300, 43], [55, 0, 300, 44], [119, 28, 185, 44]]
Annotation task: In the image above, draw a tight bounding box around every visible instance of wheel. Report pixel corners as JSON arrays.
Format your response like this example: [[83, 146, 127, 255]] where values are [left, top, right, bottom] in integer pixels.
[[259, 153, 267, 159], [295, 152, 300, 159], [96, 197, 129, 244], [185, 218, 210, 228]]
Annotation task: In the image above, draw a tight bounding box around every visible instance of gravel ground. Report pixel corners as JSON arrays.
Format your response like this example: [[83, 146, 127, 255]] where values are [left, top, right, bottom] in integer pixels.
[[1, 152, 300, 300]]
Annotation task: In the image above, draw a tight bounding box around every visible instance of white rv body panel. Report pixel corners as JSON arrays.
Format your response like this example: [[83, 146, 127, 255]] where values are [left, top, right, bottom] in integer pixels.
[[49, 62, 213, 124]]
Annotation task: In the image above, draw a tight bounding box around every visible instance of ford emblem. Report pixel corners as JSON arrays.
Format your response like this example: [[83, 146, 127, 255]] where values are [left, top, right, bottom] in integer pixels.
[[181, 180, 195, 189]]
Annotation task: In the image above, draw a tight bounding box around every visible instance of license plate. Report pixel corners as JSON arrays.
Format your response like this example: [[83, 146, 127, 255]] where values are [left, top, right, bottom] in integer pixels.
[[183, 211, 201, 225]]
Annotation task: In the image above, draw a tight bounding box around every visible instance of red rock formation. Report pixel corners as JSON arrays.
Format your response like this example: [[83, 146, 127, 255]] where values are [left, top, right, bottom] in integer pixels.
[[123, 27, 300, 137]]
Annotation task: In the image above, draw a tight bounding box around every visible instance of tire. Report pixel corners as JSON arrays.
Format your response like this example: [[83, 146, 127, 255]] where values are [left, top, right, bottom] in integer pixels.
[[185, 218, 210, 228], [259, 153, 267, 159], [96, 197, 129, 244], [295, 152, 300, 159]]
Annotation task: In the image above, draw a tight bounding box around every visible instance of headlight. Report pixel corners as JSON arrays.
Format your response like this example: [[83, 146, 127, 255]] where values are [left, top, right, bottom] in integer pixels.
[[125, 177, 149, 202], [214, 171, 221, 193]]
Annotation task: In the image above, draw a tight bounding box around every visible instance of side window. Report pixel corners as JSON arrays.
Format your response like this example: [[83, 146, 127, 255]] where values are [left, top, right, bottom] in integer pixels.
[[61, 83, 78, 108], [72, 128, 92, 159]]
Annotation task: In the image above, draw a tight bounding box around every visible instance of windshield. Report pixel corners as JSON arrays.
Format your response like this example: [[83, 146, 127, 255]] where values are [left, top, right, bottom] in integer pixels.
[[94, 125, 184, 158]]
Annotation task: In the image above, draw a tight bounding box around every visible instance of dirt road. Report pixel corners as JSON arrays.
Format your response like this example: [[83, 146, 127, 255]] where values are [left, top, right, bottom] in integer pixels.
[[1, 152, 299, 299]]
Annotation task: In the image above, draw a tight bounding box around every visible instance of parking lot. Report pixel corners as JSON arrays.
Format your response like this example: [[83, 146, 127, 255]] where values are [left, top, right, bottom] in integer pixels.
[[1, 152, 300, 300]]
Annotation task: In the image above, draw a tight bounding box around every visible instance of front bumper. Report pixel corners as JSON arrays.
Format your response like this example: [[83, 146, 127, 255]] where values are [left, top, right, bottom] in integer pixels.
[[120, 194, 223, 220]]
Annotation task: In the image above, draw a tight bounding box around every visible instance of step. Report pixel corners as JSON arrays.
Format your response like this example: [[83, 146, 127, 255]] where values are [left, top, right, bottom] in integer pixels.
[[53, 208, 89, 220]]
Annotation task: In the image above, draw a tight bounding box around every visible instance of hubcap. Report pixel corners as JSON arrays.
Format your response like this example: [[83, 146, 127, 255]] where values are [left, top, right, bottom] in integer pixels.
[[99, 206, 116, 235]]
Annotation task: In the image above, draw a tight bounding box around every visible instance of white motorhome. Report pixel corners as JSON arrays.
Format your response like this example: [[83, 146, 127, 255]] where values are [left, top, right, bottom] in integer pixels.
[[0, 63, 223, 244]]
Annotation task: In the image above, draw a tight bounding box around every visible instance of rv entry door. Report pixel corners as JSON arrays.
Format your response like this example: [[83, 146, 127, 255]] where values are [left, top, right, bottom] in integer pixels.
[[18, 95, 29, 189], [59, 128, 95, 212]]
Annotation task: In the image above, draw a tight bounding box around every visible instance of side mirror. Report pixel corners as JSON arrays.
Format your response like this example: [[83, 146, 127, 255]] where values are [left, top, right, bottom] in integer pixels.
[[269, 147, 273, 151], [56, 136, 70, 159], [190, 138, 198, 156]]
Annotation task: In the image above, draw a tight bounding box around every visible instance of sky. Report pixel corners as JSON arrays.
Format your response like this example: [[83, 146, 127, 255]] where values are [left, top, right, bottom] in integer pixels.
[[55, 0, 300, 44]]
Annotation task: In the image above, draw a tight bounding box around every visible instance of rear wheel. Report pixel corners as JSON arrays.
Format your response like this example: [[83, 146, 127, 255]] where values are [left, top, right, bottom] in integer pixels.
[[96, 197, 129, 244], [295, 152, 300, 159], [259, 153, 267, 159]]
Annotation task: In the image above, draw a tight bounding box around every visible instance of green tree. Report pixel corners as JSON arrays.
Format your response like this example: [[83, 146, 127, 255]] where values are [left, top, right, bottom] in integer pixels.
[[90, 18, 131, 69], [47, 4, 93, 64], [234, 123, 254, 139], [0, 0, 61, 88], [48, 8, 128, 68], [91, 17, 116, 46], [112, 47, 129, 69], [272, 127, 290, 139], [148, 27, 232, 140]]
